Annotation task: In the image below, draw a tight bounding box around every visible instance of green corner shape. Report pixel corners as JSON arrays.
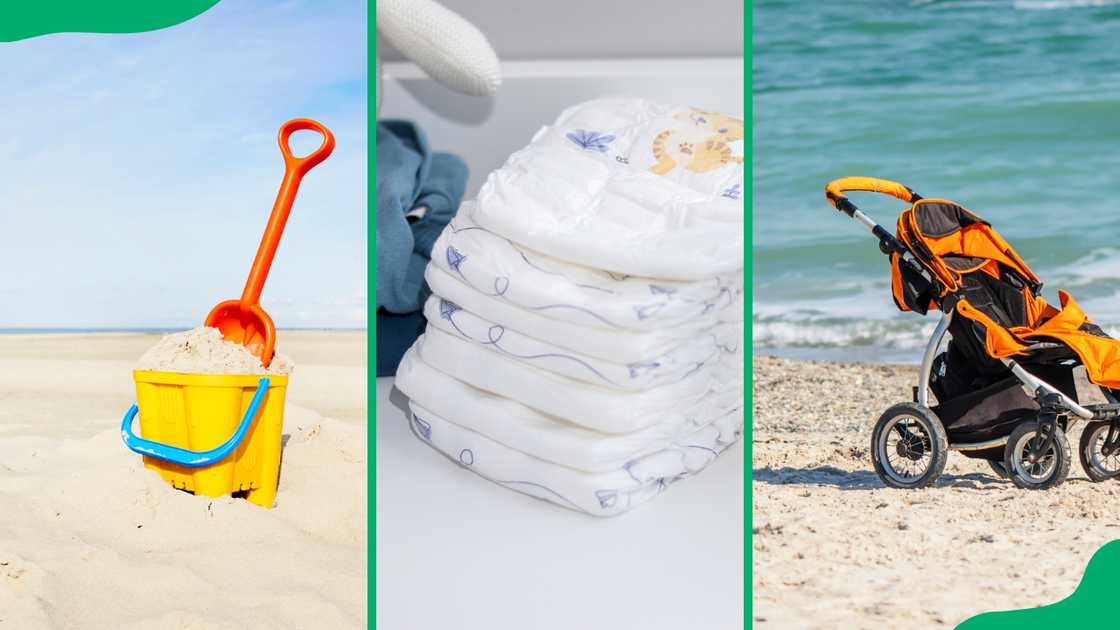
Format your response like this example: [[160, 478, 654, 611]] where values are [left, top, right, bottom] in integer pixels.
[[1, 0, 220, 42], [957, 539, 1120, 628]]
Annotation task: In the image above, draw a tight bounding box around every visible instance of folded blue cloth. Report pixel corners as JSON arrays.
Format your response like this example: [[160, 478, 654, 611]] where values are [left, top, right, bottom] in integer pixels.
[[376, 120, 468, 314], [376, 120, 467, 375], [376, 310, 427, 377]]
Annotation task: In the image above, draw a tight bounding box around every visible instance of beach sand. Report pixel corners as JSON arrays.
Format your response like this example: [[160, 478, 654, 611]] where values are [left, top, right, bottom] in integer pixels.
[[752, 355, 1120, 629], [0, 331, 367, 629]]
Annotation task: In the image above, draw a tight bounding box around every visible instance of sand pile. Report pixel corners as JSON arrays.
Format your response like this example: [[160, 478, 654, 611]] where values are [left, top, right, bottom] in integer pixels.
[[0, 330, 367, 628], [136, 326, 293, 374]]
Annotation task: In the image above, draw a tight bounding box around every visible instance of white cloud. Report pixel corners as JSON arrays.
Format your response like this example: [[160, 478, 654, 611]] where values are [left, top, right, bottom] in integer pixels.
[[0, 0, 367, 329]]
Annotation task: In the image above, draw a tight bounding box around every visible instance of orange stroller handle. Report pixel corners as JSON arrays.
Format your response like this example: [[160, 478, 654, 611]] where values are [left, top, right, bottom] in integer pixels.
[[825, 176, 919, 215], [823, 176, 918, 256]]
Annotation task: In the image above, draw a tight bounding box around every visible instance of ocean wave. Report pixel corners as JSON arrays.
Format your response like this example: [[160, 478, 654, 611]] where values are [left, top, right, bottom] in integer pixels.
[[1044, 247, 1120, 288], [751, 295, 897, 323], [919, 0, 1120, 8], [1014, 0, 1120, 9], [753, 315, 937, 350], [755, 244, 1120, 321], [910, 0, 1010, 8], [754, 311, 1120, 353]]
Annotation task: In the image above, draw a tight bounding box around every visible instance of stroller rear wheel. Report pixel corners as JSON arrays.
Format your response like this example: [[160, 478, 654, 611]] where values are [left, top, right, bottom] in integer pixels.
[[1004, 421, 1071, 490], [1079, 421, 1120, 482], [871, 403, 948, 489]]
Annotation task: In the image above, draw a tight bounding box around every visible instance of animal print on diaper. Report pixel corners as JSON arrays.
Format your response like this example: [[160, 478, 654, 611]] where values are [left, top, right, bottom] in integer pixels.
[[650, 108, 744, 176]]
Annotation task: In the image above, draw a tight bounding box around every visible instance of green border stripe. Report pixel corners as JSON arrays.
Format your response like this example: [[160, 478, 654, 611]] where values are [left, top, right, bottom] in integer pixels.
[[958, 539, 1120, 627], [0, 0, 219, 42], [369, 1, 377, 627], [746, 1, 753, 627]]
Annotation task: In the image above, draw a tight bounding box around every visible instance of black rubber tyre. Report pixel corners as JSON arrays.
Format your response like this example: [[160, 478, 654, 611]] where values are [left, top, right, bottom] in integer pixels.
[[870, 403, 949, 489], [1079, 421, 1120, 482], [986, 459, 1009, 479], [1003, 421, 1071, 490]]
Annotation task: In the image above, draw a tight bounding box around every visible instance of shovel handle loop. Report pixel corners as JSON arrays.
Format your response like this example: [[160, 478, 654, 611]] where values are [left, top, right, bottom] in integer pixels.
[[120, 378, 270, 468], [278, 118, 335, 177]]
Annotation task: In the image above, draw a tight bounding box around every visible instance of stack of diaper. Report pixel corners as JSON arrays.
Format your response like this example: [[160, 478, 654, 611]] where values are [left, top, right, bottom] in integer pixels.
[[395, 98, 744, 516]]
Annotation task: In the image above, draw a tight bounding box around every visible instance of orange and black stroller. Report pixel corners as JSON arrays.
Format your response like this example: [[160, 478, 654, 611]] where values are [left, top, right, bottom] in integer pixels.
[[826, 177, 1120, 490]]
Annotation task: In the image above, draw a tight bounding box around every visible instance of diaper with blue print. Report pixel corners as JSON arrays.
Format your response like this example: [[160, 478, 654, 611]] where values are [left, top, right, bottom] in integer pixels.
[[472, 97, 743, 280], [395, 97, 744, 516]]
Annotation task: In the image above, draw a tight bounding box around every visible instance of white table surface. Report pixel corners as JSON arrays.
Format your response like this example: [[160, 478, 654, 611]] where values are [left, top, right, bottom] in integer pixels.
[[375, 376, 745, 630]]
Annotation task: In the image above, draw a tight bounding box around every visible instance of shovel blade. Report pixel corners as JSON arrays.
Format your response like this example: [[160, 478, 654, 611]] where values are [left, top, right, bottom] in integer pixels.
[[204, 300, 276, 368]]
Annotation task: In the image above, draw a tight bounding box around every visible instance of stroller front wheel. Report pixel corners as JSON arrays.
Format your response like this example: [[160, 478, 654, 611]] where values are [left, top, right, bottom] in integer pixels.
[[1004, 421, 1071, 490], [1078, 421, 1120, 482], [871, 403, 948, 489]]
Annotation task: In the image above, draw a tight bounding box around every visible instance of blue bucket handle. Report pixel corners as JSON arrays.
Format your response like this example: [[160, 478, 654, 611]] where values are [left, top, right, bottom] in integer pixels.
[[120, 377, 270, 468]]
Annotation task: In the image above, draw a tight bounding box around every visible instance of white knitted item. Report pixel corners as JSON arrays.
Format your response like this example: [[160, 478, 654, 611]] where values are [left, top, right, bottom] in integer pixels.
[[376, 0, 501, 97]]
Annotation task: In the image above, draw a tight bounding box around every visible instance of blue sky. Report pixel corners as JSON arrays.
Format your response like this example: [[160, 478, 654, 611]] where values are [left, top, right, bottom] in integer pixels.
[[0, 0, 367, 328]]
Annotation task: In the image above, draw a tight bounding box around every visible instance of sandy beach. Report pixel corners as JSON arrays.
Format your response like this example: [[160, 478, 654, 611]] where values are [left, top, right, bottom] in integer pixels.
[[0, 331, 367, 629], [752, 355, 1120, 629]]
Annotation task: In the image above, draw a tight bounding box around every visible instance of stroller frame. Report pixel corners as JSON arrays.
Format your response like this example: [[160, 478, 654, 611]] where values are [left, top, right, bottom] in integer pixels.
[[826, 177, 1120, 489]]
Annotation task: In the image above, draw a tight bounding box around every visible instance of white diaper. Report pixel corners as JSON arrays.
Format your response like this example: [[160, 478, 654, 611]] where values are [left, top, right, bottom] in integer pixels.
[[429, 204, 738, 331], [413, 326, 721, 433], [425, 264, 727, 364], [470, 98, 744, 280], [422, 295, 722, 391], [396, 346, 743, 472], [406, 400, 743, 516]]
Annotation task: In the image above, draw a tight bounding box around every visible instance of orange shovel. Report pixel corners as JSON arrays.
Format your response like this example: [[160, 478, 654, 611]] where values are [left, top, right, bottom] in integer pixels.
[[205, 118, 335, 367]]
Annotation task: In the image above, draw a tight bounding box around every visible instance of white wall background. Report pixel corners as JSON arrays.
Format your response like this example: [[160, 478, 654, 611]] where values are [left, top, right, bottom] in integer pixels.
[[378, 0, 745, 61]]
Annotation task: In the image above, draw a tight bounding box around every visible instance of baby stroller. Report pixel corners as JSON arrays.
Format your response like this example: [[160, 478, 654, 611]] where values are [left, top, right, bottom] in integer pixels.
[[825, 177, 1120, 490]]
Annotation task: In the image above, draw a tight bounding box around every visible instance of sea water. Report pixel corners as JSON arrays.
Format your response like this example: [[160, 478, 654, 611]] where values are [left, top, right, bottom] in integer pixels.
[[754, 0, 1120, 362]]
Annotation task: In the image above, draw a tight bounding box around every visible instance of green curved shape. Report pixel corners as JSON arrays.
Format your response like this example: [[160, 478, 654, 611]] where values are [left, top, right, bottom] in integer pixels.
[[1, 0, 220, 42], [957, 539, 1120, 628]]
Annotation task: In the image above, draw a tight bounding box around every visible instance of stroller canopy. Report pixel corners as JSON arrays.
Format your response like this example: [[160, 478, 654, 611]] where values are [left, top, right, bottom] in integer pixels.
[[829, 177, 1120, 389]]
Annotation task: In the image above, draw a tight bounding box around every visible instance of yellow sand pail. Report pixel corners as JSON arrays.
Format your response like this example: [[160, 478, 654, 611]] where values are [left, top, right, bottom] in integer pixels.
[[120, 371, 289, 508]]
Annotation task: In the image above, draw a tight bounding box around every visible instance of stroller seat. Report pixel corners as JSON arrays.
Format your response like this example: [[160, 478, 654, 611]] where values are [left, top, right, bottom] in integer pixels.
[[890, 196, 1120, 388]]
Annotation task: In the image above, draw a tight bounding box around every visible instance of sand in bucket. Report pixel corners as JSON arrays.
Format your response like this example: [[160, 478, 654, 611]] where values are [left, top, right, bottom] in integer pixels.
[[124, 326, 294, 508], [137, 326, 294, 374]]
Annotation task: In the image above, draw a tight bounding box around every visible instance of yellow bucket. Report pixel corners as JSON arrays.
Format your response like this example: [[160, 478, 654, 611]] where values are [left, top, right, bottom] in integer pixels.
[[121, 370, 289, 508]]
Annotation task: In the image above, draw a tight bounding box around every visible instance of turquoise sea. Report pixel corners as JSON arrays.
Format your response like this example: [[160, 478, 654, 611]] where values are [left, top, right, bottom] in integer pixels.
[[753, 0, 1120, 362]]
